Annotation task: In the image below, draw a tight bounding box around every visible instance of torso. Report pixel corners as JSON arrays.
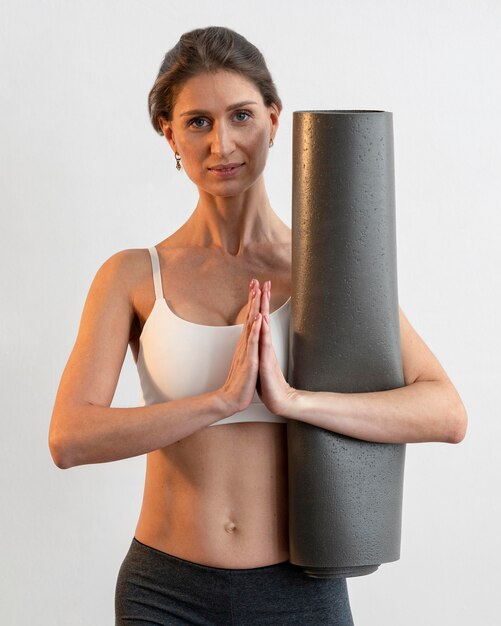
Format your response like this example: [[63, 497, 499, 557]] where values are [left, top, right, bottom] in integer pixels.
[[129, 232, 292, 568]]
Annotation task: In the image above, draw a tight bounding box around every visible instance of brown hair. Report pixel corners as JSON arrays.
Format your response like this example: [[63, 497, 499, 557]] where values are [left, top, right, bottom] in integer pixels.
[[148, 26, 282, 135]]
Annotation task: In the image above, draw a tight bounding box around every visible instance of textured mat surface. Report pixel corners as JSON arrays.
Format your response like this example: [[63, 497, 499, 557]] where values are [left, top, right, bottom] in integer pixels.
[[288, 111, 406, 578]]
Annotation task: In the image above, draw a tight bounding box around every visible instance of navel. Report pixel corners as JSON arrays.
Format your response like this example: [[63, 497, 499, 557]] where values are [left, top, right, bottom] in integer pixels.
[[224, 521, 237, 533]]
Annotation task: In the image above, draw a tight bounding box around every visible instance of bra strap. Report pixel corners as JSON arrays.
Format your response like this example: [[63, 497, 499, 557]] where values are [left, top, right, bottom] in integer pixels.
[[147, 246, 164, 300]]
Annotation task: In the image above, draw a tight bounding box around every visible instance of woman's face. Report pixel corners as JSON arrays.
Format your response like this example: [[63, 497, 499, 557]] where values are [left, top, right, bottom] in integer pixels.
[[160, 71, 280, 197]]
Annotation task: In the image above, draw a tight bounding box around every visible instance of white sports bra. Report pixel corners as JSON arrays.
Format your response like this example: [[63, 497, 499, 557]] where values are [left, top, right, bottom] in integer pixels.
[[136, 247, 290, 426]]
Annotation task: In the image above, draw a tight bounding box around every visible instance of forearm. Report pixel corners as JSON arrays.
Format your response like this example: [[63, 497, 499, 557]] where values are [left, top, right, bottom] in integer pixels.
[[49, 390, 233, 468], [285, 380, 467, 444]]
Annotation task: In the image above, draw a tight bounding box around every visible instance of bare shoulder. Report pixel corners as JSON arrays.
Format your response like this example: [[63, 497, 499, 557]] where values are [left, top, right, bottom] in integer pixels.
[[107, 245, 161, 317], [93, 248, 151, 289], [76, 249, 146, 325]]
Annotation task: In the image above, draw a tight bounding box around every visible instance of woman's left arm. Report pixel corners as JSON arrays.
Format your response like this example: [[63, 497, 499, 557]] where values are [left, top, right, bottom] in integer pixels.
[[257, 281, 468, 445]]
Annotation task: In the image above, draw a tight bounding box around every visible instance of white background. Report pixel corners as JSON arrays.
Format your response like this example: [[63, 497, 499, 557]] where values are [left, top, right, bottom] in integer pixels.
[[1, 1, 500, 624]]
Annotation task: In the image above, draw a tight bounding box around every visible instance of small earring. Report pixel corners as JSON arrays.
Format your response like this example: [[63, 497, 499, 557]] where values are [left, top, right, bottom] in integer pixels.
[[175, 152, 182, 171], [269, 138, 274, 148]]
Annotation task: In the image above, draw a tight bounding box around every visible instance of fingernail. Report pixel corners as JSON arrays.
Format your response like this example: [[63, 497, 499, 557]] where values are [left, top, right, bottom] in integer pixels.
[[249, 279, 254, 290]]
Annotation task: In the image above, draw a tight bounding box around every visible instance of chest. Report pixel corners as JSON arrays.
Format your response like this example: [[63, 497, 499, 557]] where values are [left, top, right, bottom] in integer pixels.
[[169, 257, 289, 324], [136, 296, 291, 405]]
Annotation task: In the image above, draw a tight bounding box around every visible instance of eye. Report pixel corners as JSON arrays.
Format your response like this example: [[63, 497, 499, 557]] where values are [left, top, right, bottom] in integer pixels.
[[188, 117, 209, 129], [234, 110, 252, 122]]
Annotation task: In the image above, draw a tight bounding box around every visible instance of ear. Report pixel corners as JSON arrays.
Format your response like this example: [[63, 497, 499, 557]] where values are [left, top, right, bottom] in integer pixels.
[[159, 117, 178, 154], [268, 103, 280, 143]]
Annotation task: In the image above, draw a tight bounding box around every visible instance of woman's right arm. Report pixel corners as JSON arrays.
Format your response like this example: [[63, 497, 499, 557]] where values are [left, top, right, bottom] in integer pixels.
[[48, 251, 263, 469]]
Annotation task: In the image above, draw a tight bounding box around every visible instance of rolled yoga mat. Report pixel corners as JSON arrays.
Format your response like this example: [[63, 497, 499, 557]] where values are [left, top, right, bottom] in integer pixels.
[[287, 110, 406, 579]]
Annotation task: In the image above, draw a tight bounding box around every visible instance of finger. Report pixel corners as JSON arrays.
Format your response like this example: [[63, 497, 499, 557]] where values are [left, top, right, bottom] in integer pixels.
[[259, 311, 272, 352], [260, 280, 270, 319], [247, 292, 262, 346], [246, 278, 261, 314], [245, 279, 259, 326], [246, 311, 262, 363], [246, 279, 256, 316], [250, 312, 262, 352], [254, 285, 262, 312]]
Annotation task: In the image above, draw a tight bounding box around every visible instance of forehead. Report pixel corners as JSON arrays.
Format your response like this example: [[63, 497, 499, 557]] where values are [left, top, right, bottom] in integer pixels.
[[172, 71, 265, 115]]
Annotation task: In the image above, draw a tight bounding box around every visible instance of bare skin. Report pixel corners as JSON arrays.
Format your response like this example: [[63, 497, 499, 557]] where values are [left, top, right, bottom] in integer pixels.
[[49, 69, 467, 570], [131, 229, 293, 568]]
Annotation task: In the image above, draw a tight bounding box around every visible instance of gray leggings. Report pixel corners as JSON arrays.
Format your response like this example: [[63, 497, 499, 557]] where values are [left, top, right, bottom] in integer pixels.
[[115, 537, 354, 625]]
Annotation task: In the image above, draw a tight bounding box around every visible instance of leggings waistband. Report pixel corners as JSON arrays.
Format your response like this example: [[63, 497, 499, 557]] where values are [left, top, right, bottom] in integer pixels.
[[116, 536, 354, 625], [132, 537, 291, 574]]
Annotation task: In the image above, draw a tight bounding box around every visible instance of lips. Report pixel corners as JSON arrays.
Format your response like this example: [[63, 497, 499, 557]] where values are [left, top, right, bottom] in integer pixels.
[[208, 163, 244, 177], [209, 163, 244, 171]]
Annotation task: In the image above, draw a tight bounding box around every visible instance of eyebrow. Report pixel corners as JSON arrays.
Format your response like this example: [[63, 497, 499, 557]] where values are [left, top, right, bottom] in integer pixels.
[[179, 100, 259, 117]]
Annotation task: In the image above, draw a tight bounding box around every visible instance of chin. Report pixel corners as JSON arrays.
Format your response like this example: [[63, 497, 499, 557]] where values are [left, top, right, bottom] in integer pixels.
[[199, 177, 259, 198]]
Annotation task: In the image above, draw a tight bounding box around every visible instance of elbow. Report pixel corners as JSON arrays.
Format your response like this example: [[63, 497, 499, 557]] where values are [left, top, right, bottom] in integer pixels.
[[445, 397, 468, 444], [49, 429, 77, 469], [49, 404, 86, 468]]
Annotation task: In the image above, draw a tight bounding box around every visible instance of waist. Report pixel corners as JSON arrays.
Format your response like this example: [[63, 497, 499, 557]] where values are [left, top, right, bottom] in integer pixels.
[[131, 536, 290, 572], [135, 423, 289, 568]]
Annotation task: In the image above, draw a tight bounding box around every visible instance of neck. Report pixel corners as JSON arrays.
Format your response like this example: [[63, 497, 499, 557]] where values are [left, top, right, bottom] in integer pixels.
[[179, 177, 288, 256]]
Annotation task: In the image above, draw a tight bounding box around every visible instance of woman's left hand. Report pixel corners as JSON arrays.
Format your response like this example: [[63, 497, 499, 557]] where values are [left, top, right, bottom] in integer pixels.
[[256, 280, 296, 416]]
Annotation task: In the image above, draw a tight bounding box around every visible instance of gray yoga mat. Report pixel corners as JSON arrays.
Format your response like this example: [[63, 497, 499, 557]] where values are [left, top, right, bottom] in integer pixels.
[[287, 110, 406, 578]]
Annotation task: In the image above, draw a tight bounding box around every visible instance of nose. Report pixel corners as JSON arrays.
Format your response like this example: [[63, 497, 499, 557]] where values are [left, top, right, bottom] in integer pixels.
[[210, 121, 235, 158]]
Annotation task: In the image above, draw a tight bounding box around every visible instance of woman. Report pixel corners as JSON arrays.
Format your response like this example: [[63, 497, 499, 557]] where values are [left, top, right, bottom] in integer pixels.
[[49, 26, 467, 625]]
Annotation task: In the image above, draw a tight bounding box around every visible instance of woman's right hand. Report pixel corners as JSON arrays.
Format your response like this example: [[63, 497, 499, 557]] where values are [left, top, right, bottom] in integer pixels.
[[220, 279, 263, 414]]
